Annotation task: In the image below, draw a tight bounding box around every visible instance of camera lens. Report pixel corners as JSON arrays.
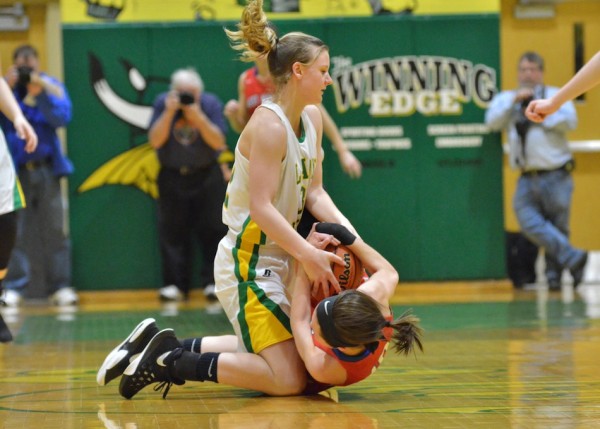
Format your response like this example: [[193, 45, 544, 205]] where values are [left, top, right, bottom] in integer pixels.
[[179, 92, 195, 105], [521, 96, 534, 110]]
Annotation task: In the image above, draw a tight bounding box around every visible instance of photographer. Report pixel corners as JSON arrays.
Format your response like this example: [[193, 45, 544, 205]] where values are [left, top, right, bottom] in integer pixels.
[[485, 51, 586, 291], [0, 44, 76, 307], [148, 68, 229, 308]]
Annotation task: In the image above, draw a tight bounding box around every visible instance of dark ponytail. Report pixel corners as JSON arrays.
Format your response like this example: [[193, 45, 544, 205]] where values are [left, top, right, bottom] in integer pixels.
[[326, 291, 423, 356], [388, 310, 423, 356]]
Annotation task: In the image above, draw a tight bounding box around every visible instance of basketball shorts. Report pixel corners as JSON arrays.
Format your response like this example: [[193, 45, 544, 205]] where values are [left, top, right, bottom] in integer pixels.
[[214, 231, 294, 354]]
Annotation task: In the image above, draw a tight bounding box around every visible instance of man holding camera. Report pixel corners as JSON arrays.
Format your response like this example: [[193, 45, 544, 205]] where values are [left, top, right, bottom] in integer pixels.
[[0, 44, 77, 307], [485, 51, 587, 291], [148, 67, 229, 309]]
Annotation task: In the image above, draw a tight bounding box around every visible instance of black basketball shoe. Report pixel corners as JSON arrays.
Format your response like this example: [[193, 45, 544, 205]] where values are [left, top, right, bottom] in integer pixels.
[[119, 328, 185, 399], [97, 318, 159, 386]]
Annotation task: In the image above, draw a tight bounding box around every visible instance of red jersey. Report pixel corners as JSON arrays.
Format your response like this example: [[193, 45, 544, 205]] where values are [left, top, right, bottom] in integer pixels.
[[243, 66, 275, 118], [303, 313, 394, 394]]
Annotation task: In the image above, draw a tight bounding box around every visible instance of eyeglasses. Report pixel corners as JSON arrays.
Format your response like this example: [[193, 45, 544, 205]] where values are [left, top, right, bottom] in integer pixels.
[[518, 66, 542, 73]]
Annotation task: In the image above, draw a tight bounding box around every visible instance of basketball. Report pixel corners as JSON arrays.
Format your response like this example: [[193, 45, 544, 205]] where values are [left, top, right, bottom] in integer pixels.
[[311, 244, 366, 306]]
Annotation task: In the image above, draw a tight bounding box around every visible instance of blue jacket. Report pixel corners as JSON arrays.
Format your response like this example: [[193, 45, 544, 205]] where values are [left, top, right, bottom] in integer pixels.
[[0, 73, 73, 177]]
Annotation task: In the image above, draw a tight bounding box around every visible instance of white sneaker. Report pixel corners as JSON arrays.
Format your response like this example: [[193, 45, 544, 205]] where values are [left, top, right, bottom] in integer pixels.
[[50, 287, 79, 307], [158, 285, 183, 302], [205, 301, 223, 315], [203, 284, 223, 314], [0, 289, 22, 307], [203, 284, 217, 299]]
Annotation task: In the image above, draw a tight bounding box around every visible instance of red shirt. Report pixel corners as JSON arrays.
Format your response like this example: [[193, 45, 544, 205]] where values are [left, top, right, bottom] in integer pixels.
[[243, 66, 275, 118], [303, 313, 394, 394]]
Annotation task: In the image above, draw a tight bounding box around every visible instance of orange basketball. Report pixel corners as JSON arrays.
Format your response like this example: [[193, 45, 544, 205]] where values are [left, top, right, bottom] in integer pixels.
[[310, 244, 366, 307]]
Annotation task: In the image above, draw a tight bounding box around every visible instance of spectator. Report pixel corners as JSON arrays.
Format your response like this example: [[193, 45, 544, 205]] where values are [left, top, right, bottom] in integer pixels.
[[0, 44, 76, 307], [148, 67, 229, 310], [485, 51, 587, 290]]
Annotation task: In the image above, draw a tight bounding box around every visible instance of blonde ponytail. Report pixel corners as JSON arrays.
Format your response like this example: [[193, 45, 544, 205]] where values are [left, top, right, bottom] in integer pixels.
[[224, 0, 276, 62], [225, 0, 328, 87]]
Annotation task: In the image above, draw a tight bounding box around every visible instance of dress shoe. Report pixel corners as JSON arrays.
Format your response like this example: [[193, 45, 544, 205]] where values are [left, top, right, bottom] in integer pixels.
[[570, 252, 588, 288]]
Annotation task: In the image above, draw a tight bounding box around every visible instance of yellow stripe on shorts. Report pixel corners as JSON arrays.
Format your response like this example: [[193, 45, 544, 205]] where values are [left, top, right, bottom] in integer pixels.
[[13, 177, 26, 210]]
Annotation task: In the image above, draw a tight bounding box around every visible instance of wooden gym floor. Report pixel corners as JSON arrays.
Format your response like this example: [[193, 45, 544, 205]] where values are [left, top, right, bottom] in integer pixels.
[[1, 281, 600, 428]]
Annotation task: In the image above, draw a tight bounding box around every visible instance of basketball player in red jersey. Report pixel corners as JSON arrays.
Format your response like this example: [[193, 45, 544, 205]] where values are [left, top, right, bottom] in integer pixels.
[[292, 223, 423, 392]]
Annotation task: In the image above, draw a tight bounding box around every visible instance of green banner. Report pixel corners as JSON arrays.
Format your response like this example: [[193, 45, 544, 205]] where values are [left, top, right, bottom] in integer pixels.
[[63, 14, 502, 290]]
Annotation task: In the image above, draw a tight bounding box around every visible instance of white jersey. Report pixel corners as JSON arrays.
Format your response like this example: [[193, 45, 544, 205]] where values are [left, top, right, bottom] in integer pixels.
[[0, 128, 24, 216], [216, 100, 319, 354], [222, 100, 319, 248]]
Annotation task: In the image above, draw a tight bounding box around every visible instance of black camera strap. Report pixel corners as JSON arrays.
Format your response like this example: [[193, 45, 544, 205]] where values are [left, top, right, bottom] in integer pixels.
[[515, 85, 545, 169]]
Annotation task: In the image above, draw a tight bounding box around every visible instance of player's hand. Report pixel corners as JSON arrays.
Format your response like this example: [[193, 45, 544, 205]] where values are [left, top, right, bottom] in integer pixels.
[[13, 115, 37, 153], [301, 246, 343, 296], [306, 224, 340, 250], [338, 150, 362, 179], [525, 98, 557, 123], [311, 273, 331, 300], [219, 163, 232, 182], [223, 99, 240, 119], [315, 222, 357, 245]]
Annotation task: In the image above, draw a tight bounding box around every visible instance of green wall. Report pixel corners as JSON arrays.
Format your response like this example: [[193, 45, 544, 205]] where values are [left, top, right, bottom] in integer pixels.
[[63, 15, 504, 290]]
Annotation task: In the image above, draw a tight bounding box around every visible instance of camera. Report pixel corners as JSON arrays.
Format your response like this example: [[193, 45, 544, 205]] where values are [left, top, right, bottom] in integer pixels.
[[179, 92, 195, 105], [520, 95, 534, 112], [16, 66, 33, 87]]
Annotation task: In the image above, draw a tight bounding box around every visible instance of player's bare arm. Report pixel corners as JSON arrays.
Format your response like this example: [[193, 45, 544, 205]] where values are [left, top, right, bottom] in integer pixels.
[[291, 266, 348, 385]]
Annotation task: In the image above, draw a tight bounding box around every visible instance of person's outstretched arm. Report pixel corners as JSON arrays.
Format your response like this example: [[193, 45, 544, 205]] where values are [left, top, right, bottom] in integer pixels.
[[317, 104, 362, 178], [526, 50, 600, 122], [0, 74, 37, 152], [223, 72, 249, 133]]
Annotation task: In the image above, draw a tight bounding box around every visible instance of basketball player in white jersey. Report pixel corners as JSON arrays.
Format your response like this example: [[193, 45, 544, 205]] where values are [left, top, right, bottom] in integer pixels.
[[98, 0, 361, 399], [0, 60, 37, 342]]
